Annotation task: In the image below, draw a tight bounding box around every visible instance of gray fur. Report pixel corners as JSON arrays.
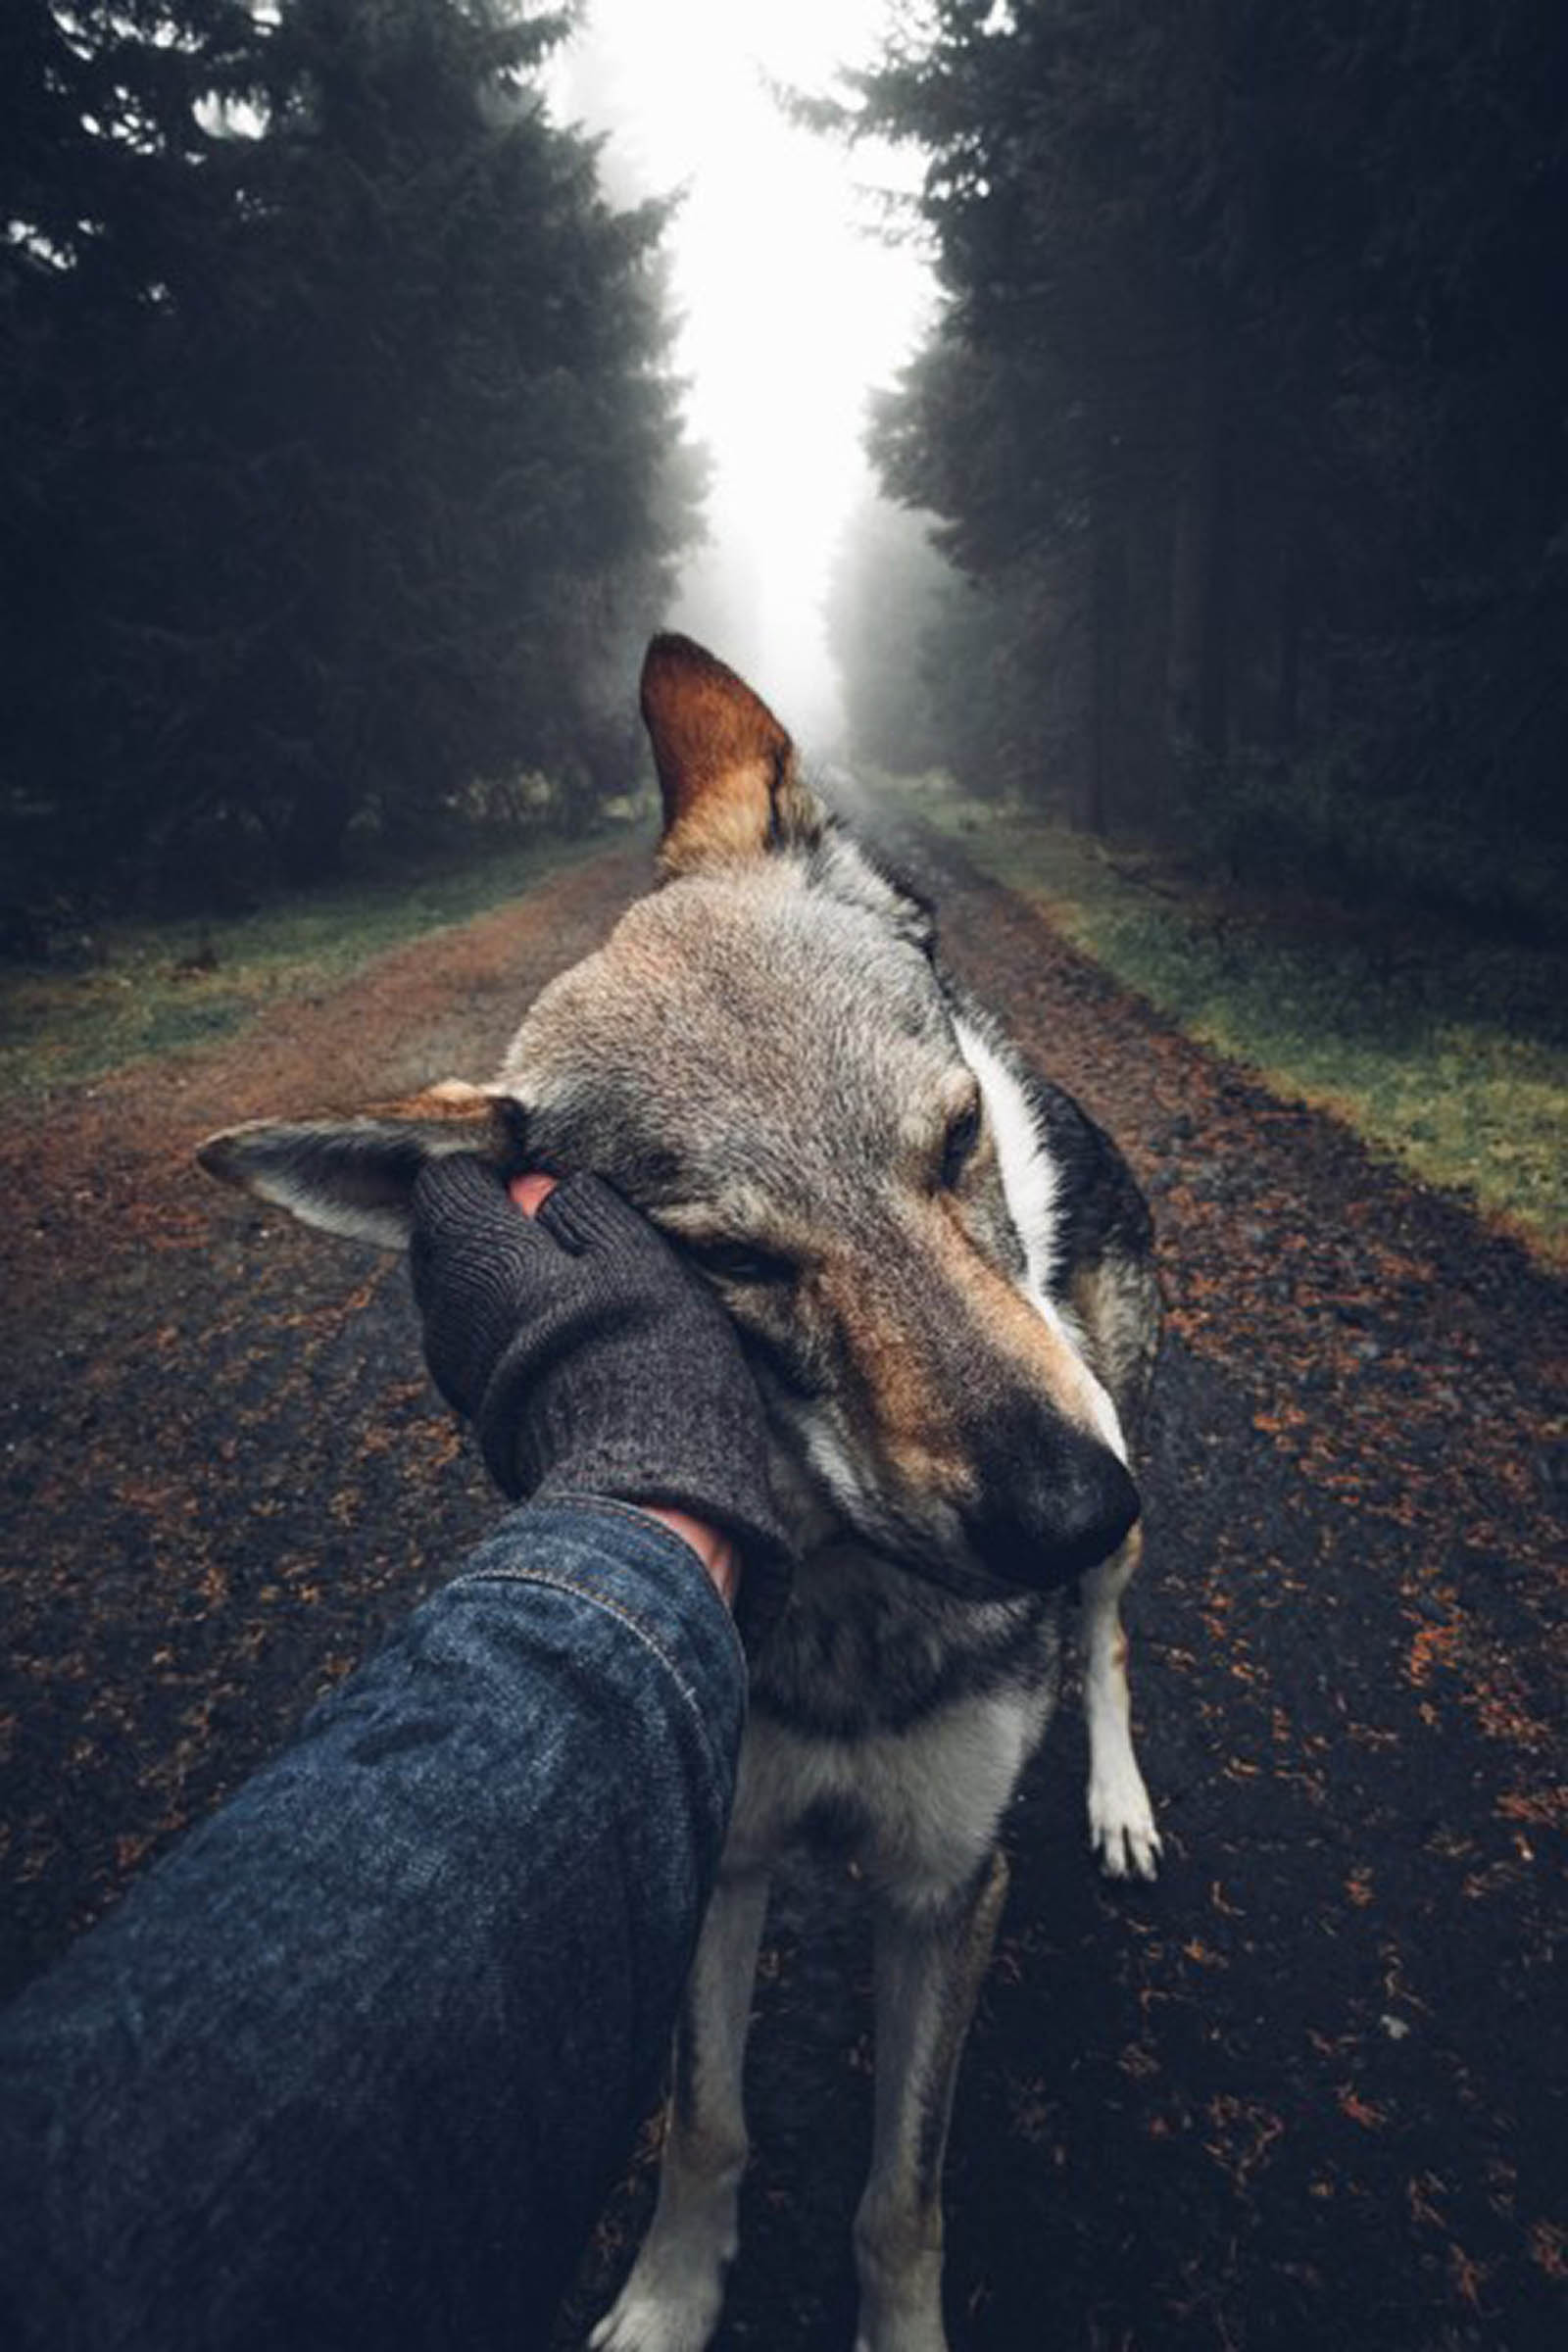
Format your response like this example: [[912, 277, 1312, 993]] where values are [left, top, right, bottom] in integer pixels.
[[197, 642, 1162, 2352], [509, 808, 1159, 2352]]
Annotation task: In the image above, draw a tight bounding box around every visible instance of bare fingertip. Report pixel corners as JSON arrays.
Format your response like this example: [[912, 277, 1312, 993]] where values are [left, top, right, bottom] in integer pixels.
[[510, 1172, 559, 1219]]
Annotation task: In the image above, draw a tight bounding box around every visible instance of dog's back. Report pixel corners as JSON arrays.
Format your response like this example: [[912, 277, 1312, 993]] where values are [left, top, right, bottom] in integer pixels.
[[564, 643, 1160, 2352], [199, 635, 1161, 2352]]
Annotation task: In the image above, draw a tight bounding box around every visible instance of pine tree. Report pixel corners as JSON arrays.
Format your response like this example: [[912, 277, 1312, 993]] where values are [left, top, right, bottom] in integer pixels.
[[841, 0, 1568, 920], [1, 1, 702, 900]]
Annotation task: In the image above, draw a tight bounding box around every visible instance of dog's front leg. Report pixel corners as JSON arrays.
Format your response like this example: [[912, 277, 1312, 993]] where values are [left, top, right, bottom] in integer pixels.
[[854, 1848, 1009, 2352], [590, 1867, 770, 2352], [1081, 1528, 1161, 1879]]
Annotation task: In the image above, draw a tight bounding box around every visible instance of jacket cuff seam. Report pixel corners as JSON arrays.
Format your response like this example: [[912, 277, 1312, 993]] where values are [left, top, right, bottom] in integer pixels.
[[448, 1510, 746, 1730]]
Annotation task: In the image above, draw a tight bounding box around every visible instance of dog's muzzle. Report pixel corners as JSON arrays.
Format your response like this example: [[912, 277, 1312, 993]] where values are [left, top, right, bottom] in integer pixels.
[[959, 1420, 1140, 1592]]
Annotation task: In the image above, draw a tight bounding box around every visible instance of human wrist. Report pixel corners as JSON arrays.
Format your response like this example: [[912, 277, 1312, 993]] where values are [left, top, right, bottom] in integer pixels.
[[636, 1505, 740, 1608]]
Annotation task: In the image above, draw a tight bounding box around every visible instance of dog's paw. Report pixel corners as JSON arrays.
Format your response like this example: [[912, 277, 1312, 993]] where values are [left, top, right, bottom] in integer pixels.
[[854, 2318, 951, 2352], [588, 2248, 726, 2352], [1088, 1764, 1162, 1882], [853, 2288, 952, 2352]]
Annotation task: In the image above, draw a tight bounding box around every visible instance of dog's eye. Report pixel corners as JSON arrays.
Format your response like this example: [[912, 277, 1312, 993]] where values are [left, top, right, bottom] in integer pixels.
[[940, 1100, 982, 1189], [688, 1239, 795, 1288]]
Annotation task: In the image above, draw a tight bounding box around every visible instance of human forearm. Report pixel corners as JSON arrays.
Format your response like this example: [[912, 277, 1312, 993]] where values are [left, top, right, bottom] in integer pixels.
[[0, 1500, 746, 2350]]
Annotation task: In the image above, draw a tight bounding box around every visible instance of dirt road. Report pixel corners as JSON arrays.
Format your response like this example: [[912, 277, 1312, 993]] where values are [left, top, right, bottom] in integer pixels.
[[2, 814, 1563, 2351]]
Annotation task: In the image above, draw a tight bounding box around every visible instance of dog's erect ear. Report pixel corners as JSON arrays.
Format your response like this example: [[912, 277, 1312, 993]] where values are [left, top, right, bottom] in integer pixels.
[[641, 633, 824, 876], [196, 1082, 528, 1249]]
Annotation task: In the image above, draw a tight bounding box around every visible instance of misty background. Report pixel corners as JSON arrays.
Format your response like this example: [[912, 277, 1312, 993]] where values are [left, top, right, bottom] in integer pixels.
[[4, 0, 1566, 957], [3, 24, 1564, 2352]]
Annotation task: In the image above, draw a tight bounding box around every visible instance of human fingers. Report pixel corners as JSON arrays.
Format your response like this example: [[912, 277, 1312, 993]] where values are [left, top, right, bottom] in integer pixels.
[[510, 1171, 559, 1218], [530, 1169, 674, 1263]]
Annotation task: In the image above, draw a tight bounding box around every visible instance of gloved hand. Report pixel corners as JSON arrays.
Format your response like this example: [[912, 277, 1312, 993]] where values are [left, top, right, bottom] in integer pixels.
[[409, 1157, 794, 1649]]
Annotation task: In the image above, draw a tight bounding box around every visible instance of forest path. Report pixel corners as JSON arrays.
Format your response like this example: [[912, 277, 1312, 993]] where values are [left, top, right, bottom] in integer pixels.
[[2, 815, 1563, 2352]]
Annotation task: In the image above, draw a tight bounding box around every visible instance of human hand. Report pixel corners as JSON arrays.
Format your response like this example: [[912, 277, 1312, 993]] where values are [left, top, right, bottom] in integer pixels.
[[409, 1159, 793, 1644], [505, 1172, 736, 1603]]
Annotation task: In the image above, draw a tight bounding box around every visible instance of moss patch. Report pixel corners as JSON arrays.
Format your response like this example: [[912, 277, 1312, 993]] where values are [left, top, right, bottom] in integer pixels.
[[897, 775, 1568, 1259], [0, 830, 622, 1100]]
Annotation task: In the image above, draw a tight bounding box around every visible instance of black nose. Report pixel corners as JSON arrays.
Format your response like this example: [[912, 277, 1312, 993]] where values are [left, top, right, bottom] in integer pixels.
[[963, 1421, 1140, 1590]]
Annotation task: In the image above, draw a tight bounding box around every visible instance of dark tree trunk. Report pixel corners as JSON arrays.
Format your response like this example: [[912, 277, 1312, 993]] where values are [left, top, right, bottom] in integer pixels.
[[278, 777, 355, 885], [1168, 321, 1232, 768], [1085, 477, 1127, 833], [1119, 492, 1175, 827], [1272, 553, 1302, 749]]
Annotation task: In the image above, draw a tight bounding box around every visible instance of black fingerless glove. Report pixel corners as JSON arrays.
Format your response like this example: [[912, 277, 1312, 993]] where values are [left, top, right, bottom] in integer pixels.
[[409, 1157, 794, 1649]]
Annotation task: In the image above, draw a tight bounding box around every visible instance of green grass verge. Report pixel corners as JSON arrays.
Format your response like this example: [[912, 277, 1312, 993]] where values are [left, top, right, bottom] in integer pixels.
[[895, 773, 1568, 1260], [0, 828, 627, 1100]]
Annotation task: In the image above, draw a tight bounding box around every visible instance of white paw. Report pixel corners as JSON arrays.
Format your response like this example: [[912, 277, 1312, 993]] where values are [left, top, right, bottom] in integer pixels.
[[853, 2293, 951, 2352], [854, 2332, 950, 2352], [588, 2243, 727, 2352], [854, 2321, 950, 2352], [854, 2240, 950, 2352], [1088, 1763, 1162, 1881]]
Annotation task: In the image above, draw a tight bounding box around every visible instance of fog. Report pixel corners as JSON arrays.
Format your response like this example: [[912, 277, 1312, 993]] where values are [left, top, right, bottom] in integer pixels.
[[547, 0, 931, 753]]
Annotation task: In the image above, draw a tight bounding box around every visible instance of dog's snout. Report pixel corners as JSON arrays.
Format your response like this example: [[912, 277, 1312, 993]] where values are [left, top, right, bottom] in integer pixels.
[[1053, 1444, 1141, 1576], [963, 1419, 1140, 1591]]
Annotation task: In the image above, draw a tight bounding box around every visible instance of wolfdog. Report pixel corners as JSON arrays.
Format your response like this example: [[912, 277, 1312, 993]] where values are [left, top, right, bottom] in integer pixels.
[[199, 635, 1162, 2352]]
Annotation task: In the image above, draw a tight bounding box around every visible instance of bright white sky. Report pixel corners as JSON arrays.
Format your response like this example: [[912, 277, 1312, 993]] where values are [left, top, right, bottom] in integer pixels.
[[548, 0, 932, 750]]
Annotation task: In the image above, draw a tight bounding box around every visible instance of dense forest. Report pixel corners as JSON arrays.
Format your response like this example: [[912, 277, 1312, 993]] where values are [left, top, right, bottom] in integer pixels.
[[829, 0, 1568, 935], [1, 0, 699, 912], [8, 2, 1567, 940]]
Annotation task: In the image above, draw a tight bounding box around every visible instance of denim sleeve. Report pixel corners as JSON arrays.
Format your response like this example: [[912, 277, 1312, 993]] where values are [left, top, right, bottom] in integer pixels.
[[0, 1499, 747, 2352]]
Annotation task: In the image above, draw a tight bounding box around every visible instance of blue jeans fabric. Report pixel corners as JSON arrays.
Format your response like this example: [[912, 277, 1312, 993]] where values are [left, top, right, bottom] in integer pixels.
[[0, 1499, 747, 2351]]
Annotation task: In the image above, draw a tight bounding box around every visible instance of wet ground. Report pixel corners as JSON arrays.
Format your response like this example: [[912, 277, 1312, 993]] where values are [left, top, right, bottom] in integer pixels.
[[2, 810, 1564, 2350]]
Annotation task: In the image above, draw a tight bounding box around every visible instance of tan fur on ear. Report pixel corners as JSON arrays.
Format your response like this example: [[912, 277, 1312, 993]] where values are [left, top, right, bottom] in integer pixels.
[[196, 1085, 527, 1248], [641, 633, 821, 874], [364, 1080, 503, 1126]]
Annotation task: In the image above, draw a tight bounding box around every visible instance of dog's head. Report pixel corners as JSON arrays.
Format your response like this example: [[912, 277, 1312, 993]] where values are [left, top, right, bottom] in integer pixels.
[[200, 636, 1137, 1597]]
